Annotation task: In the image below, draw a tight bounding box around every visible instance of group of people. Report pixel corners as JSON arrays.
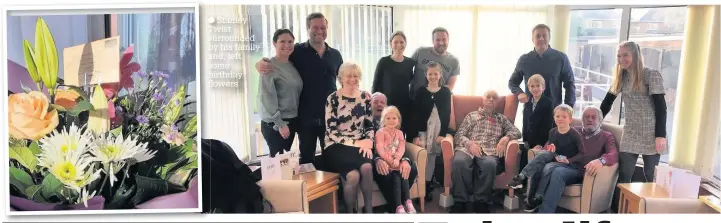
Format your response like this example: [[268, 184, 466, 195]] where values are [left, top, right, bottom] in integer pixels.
[[256, 12, 668, 214]]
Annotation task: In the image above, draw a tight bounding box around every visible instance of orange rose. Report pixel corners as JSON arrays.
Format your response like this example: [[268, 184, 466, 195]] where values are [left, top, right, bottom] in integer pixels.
[[54, 89, 81, 109], [8, 91, 59, 140]]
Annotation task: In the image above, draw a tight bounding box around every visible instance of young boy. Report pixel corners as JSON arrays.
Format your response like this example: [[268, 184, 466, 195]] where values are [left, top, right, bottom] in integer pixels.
[[522, 74, 555, 151], [507, 104, 585, 211]]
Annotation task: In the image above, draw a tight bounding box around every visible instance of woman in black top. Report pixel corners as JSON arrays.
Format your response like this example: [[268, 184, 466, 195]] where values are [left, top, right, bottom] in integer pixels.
[[372, 31, 415, 138], [411, 61, 452, 201]]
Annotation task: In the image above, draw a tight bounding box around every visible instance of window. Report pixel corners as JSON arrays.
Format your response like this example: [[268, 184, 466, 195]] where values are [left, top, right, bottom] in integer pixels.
[[627, 6, 687, 163], [246, 5, 393, 158], [568, 9, 623, 118], [116, 13, 198, 109]]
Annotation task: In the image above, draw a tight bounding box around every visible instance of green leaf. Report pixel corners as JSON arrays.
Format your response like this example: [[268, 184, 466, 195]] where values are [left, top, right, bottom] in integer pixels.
[[9, 167, 34, 193], [132, 174, 169, 205], [68, 100, 94, 116], [105, 184, 136, 209], [9, 137, 27, 148], [25, 185, 44, 201], [9, 146, 39, 173], [28, 141, 41, 155], [40, 173, 64, 200], [110, 126, 123, 137], [34, 17, 59, 95], [22, 40, 41, 84]]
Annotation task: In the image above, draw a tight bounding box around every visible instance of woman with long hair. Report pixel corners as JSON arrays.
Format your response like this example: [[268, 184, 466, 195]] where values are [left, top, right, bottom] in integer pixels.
[[600, 41, 668, 184]]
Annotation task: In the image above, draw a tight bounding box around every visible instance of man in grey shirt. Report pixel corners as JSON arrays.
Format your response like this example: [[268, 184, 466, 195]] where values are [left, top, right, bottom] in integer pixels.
[[410, 27, 461, 99], [508, 24, 576, 108]]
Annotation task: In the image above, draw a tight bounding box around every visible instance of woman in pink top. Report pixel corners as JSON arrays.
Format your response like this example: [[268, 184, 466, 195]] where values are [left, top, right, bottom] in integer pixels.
[[375, 106, 416, 213]]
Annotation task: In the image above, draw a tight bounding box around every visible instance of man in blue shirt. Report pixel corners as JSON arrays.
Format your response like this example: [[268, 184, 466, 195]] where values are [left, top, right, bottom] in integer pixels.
[[508, 24, 576, 108], [256, 13, 343, 165]]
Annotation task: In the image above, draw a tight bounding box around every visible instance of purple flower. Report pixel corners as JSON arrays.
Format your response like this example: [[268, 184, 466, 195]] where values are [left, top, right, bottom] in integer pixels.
[[136, 115, 149, 124], [137, 71, 147, 77], [158, 107, 164, 114], [152, 93, 163, 101], [158, 71, 169, 78], [115, 105, 124, 113], [171, 124, 179, 131]]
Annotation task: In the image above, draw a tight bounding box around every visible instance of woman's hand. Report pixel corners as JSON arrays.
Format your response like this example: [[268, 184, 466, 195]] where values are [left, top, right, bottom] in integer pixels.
[[655, 137, 667, 154], [359, 146, 373, 159], [400, 160, 411, 180], [435, 136, 445, 144], [279, 126, 290, 139]]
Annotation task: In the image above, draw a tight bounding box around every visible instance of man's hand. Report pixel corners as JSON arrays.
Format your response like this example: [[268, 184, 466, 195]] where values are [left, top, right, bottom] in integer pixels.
[[376, 159, 390, 176], [518, 93, 529, 103], [469, 143, 482, 157], [545, 143, 556, 153], [496, 137, 510, 157], [655, 137, 667, 154], [400, 160, 411, 180], [279, 126, 290, 139], [255, 58, 274, 74], [585, 159, 603, 176]]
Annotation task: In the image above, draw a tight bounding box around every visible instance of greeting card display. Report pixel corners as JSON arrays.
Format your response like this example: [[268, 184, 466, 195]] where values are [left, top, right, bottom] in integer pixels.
[[63, 36, 121, 86], [654, 165, 701, 199], [261, 151, 300, 180]]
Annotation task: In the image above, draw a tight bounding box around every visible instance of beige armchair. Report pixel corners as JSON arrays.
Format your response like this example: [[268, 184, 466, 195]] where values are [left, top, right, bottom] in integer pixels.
[[527, 118, 621, 213], [258, 180, 308, 214], [639, 198, 717, 213], [357, 142, 428, 212]]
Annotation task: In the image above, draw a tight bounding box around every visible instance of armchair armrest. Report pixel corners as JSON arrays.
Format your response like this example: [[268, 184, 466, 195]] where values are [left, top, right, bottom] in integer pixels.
[[405, 142, 428, 197], [441, 134, 455, 191], [503, 140, 520, 177], [257, 180, 308, 213], [580, 164, 618, 213]]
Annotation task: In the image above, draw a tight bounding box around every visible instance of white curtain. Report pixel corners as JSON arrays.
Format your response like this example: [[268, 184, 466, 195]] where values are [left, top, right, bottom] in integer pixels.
[[395, 5, 553, 96], [200, 5, 252, 161]]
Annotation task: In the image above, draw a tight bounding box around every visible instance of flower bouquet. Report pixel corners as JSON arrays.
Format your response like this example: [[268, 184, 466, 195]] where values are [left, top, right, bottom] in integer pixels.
[[8, 17, 198, 211]]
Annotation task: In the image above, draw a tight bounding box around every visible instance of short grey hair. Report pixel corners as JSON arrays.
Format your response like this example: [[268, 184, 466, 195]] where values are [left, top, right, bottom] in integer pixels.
[[583, 107, 603, 119], [372, 92, 387, 100]]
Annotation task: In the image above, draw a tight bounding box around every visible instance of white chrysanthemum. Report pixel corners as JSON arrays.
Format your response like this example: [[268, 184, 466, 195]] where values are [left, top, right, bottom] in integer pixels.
[[38, 124, 93, 167], [37, 124, 101, 193], [76, 187, 97, 208], [90, 134, 154, 186]]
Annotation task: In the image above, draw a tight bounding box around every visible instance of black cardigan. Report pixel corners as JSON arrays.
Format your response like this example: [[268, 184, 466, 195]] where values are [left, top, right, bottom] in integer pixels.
[[522, 95, 555, 148], [410, 86, 452, 140]]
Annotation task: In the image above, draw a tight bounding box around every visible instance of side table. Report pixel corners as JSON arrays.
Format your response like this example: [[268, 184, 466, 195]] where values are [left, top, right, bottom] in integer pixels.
[[293, 170, 340, 213], [617, 183, 669, 213]]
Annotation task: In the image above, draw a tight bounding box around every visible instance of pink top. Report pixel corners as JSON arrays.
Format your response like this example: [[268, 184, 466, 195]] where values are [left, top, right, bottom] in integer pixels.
[[375, 127, 406, 170]]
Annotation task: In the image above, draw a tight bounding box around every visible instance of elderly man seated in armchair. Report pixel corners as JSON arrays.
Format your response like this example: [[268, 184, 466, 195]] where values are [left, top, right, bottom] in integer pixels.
[[451, 90, 522, 213]]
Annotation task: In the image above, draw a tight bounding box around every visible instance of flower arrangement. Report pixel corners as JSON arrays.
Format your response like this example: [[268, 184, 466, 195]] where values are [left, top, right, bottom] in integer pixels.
[[8, 17, 198, 211]]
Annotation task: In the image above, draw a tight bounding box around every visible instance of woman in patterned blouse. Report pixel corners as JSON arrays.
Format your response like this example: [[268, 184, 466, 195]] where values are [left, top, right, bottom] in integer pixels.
[[600, 41, 668, 185], [323, 62, 376, 213]]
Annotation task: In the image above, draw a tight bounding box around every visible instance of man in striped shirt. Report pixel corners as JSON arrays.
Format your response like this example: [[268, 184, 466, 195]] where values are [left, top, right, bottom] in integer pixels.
[[450, 90, 522, 213]]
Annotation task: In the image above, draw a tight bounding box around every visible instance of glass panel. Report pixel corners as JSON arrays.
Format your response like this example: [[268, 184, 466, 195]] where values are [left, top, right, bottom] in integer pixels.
[[568, 9, 623, 118]]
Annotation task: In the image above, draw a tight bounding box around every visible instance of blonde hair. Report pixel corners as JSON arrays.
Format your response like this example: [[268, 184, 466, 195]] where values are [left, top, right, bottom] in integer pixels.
[[338, 62, 362, 86], [380, 106, 402, 129], [610, 41, 645, 94], [554, 104, 574, 117], [528, 74, 546, 88]]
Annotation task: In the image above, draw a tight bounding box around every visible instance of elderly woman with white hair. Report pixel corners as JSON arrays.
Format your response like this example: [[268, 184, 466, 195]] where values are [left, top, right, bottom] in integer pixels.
[[323, 62, 376, 213]]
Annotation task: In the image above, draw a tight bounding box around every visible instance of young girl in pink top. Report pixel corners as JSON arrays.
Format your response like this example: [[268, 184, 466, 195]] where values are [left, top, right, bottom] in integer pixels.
[[375, 106, 416, 213]]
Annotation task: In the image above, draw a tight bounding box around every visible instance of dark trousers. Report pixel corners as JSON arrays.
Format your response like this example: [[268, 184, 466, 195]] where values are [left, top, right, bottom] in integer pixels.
[[373, 159, 418, 212], [451, 152, 505, 203], [612, 152, 660, 211], [297, 118, 325, 164], [260, 118, 297, 157]]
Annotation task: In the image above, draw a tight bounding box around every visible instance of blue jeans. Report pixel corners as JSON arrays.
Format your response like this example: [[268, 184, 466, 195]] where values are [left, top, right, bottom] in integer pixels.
[[533, 162, 584, 213]]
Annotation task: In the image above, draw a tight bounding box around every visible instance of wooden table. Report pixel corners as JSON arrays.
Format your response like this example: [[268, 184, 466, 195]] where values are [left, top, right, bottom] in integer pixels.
[[292, 171, 340, 213], [617, 183, 669, 213], [699, 195, 721, 213]]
